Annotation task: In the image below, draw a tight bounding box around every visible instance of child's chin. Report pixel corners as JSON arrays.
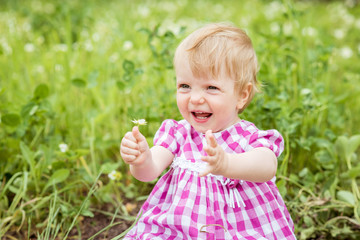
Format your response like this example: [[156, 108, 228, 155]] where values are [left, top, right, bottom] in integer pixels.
[[192, 125, 207, 134], [192, 124, 215, 134]]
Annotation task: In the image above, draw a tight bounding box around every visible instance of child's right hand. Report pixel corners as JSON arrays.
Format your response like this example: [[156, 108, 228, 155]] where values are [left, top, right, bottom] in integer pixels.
[[120, 126, 150, 166]]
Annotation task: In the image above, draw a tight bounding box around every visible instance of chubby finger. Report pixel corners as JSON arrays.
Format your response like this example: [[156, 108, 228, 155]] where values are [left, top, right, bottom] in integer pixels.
[[123, 131, 137, 142], [205, 130, 217, 148], [121, 137, 139, 150], [201, 155, 210, 163], [132, 126, 149, 153], [120, 152, 137, 163], [120, 145, 140, 156], [132, 126, 146, 142], [204, 146, 216, 156], [201, 155, 217, 165]]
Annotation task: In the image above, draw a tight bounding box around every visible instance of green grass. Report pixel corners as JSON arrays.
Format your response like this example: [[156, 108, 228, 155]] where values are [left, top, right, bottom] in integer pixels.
[[1, 0, 360, 239]]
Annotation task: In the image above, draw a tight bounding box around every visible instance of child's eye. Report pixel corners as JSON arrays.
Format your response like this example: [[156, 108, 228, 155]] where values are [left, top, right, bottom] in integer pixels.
[[179, 84, 190, 89], [208, 86, 219, 90]]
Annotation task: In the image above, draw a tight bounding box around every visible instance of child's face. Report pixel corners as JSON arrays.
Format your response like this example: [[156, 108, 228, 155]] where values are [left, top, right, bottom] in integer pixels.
[[176, 57, 247, 133]]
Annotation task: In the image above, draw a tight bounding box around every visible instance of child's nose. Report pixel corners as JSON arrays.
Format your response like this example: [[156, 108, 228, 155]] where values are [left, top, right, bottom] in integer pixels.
[[190, 91, 205, 104]]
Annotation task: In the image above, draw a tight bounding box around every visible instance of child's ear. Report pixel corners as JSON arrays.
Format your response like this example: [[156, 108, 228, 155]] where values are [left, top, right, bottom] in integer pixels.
[[236, 83, 252, 110]]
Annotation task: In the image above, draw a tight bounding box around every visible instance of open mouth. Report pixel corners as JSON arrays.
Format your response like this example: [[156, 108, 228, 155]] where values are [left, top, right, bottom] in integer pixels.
[[191, 112, 212, 120]]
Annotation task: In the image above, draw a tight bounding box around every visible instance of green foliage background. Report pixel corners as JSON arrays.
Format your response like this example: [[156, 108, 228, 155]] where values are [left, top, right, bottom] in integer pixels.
[[0, 0, 360, 239]]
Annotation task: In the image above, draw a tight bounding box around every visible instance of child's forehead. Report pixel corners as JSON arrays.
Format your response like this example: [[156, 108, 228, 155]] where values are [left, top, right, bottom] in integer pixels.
[[176, 52, 230, 78], [175, 63, 233, 85]]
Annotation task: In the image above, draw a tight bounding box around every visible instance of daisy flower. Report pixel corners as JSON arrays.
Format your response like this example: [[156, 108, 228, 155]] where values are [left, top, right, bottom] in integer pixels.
[[59, 143, 69, 153], [132, 119, 147, 126], [108, 170, 122, 180]]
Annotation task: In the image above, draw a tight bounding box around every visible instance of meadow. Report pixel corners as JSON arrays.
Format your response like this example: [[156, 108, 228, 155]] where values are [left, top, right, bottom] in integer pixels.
[[0, 0, 360, 239]]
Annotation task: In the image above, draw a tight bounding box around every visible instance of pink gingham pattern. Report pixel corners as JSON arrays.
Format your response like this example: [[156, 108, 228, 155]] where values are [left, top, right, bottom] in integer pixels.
[[123, 119, 295, 239]]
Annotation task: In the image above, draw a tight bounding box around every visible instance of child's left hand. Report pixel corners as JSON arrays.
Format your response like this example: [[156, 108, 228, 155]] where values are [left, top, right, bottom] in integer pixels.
[[199, 130, 229, 177]]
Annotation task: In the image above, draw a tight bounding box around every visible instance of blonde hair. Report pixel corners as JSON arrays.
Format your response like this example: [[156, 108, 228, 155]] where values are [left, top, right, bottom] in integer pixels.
[[174, 23, 260, 110]]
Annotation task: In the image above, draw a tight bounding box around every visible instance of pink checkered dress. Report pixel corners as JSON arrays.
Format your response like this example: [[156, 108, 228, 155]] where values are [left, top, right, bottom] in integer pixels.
[[123, 119, 296, 240]]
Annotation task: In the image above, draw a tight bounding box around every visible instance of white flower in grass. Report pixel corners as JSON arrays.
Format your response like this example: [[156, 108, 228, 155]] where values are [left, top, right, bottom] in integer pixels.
[[84, 40, 94, 52], [301, 88, 312, 96], [36, 36, 45, 45], [132, 119, 147, 126], [123, 41, 133, 51], [92, 32, 100, 42], [1, 40, 12, 55], [339, 46, 353, 59], [302, 27, 317, 37], [108, 170, 122, 180], [109, 53, 119, 63], [138, 6, 150, 17], [270, 23, 280, 34], [24, 43, 35, 52], [264, 1, 284, 20], [22, 22, 32, 32], [55, 64, 63, 72], [283, 22, 293, 36], [355, 19, 360, 29], [35, 65, 45, 74], [59, 143, 69, 153], [54, 43, 68, 52], [334, 29, 345, 39]]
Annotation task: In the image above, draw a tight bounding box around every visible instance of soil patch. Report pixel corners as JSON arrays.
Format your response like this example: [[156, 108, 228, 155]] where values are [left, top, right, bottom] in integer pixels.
[[3, 202, 143, 240], [68, 201, 143, 240], [68, 208, 136, 239]]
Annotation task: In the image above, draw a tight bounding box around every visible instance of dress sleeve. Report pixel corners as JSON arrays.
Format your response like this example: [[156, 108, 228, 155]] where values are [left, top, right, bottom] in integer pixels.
[[153, 119, 180, 155], [248, 129, 284, 157], [225, 128, 284, 191]]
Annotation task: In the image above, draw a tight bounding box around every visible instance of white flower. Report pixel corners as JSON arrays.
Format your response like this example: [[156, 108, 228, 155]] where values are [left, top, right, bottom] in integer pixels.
[[54, 43, 68, 52], [92, 32, 100, 42], [84, 40, 93, 52], [1, 39, 12, 55], [355, 19, 360, 29], [270, 22, 280, 34], [7, 18, 16, 34], [36, 36, 45, 45], [334, 29, 346, 39], [341, 10, 355, 25], [108, 170, 122, 180], [302, 27, 317, 37], [123, 41, 133, 51], [283, 22, 293, 36], [138, 6, 150, 17], [132, 119, 147, 126], [264, 1, 284, 20], [59, 143, 68, 153], [301, 88, 312, 95], [80, 29, 89, 38], [109, 53, 119, 63], [55, 64, 63, 72], [24, 43, 35, 52], [22, 22, 32, 32], [339, 46, 353, 59], [35, 65, 45, 74]]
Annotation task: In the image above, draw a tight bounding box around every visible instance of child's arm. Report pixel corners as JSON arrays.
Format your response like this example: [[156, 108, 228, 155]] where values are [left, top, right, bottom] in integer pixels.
[[200, 130, 277, 182], [120, 126, 174, 182]]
